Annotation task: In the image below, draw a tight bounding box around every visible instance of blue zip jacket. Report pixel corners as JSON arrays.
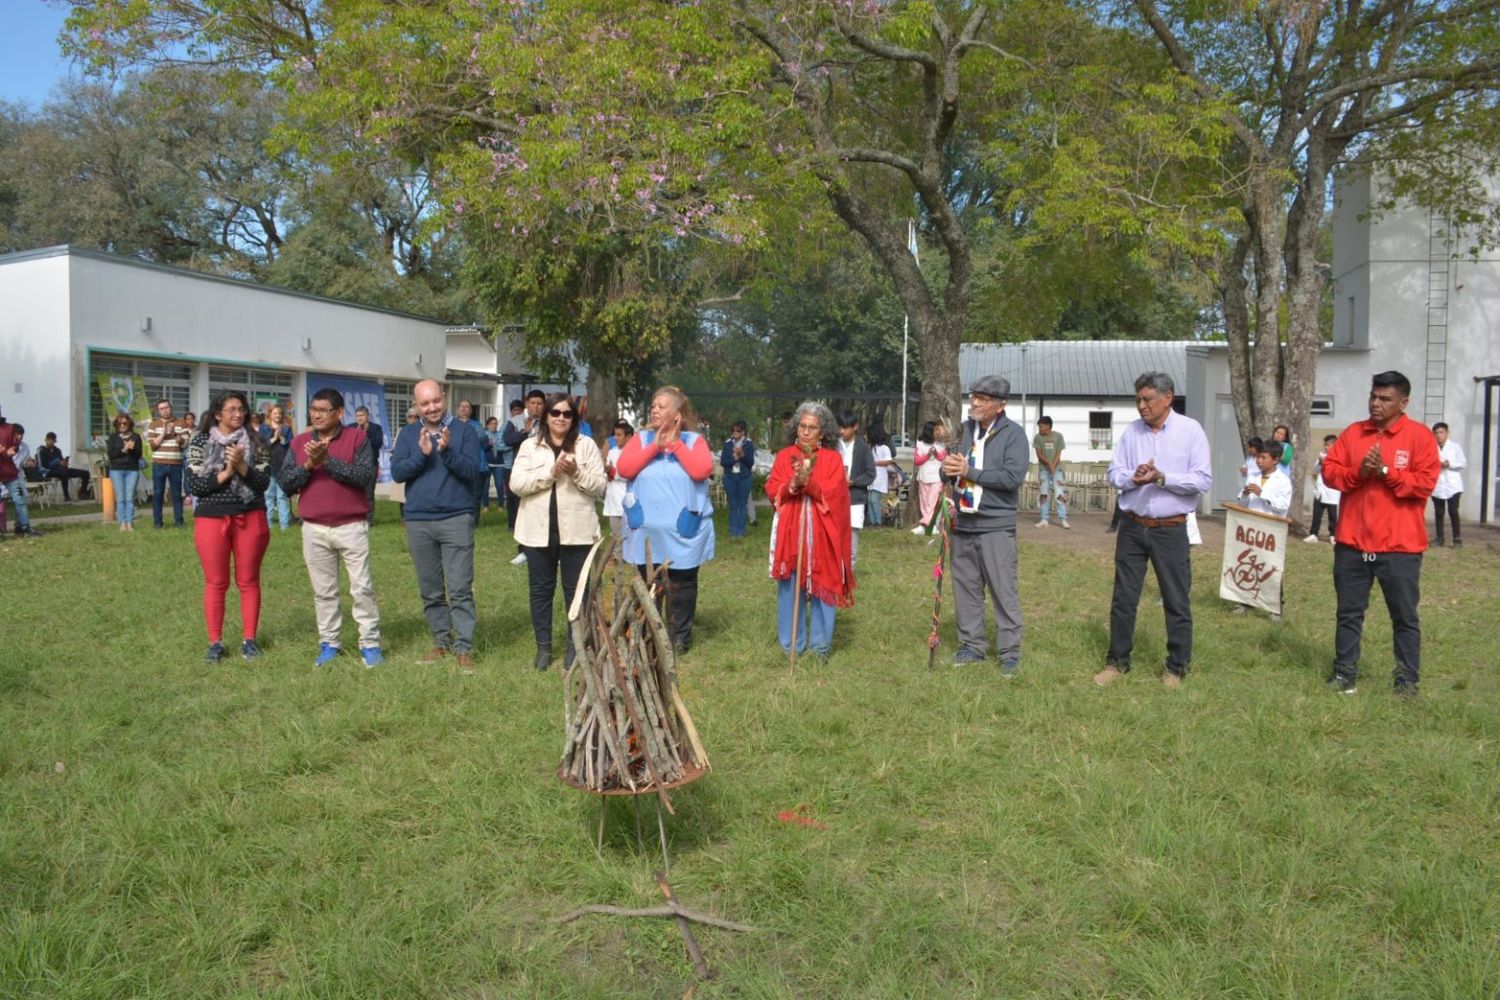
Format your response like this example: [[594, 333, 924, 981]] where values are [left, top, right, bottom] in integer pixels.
[[390, 414, 484, 520]]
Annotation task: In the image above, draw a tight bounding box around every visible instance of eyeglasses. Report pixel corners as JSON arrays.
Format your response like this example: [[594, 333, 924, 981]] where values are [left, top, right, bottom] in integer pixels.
[[797, 422, 822, 432], [308, 405, 335, 415], [548, 408, 574, 419]]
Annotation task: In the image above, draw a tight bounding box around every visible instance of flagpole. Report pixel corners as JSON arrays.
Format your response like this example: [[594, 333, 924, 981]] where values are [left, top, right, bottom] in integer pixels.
[[901, 219, 918, 446]]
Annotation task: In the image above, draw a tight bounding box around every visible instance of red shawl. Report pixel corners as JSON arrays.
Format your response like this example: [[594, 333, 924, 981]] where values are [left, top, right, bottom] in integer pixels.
[[767, 444, 855, 608]]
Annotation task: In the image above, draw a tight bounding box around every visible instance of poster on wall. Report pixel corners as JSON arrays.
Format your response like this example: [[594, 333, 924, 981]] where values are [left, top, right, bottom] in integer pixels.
[[305, 374, 391, 483], [253, 392, 292, 422], [1219, 502, 1292, 616], [94, 373, 157, 460]]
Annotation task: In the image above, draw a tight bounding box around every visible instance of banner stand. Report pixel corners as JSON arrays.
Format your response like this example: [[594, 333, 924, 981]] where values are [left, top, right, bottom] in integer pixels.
[[1219, 502, 1293, 617]]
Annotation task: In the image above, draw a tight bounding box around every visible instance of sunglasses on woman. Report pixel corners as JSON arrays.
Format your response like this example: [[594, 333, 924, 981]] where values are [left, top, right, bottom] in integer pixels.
[[548, 408, 574, 419]]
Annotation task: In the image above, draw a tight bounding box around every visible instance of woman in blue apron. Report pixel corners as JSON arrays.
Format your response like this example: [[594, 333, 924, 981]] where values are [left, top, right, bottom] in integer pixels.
[[614, 386, 716, 653]]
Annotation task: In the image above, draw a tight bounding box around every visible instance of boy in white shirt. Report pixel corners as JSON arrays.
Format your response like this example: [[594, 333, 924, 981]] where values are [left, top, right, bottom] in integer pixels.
[[1431, 421, 1465, 547], [1241, 440, 1291, 517], [1304, 434, 1340, 543]]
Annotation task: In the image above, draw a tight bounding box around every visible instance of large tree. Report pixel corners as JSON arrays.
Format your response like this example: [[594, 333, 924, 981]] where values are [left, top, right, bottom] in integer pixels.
[[1128, 0, 1500, 519], [66, 0, 1221, 430]]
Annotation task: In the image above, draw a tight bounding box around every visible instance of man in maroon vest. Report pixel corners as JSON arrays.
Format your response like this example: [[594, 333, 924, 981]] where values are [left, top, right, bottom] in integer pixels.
[[277, 387, 383, 667]]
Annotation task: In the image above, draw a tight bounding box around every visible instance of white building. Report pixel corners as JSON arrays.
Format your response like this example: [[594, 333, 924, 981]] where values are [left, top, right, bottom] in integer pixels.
[[1188, 167, 1500, 521], [0, 246, 522, 466], [959, 339, 1190, 463]]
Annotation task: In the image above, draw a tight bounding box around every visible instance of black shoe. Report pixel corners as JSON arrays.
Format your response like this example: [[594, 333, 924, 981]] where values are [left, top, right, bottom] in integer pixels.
[[240, 639, 263, 661], [534, 646, 552, 671], [1394, 682, 1420, 699], [952, 648, 987, 666], [1326, 672, 1356, 695], [1453, 539, 1463, 548], [204, 641, 226, 663], [15, 525, 40, 538], [563, 645, 577, 669]]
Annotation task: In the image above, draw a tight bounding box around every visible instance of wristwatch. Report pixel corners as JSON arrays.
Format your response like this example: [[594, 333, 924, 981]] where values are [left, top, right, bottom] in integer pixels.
[[1381, 464, 1389, 477], [1155, 473, 1166, 488]]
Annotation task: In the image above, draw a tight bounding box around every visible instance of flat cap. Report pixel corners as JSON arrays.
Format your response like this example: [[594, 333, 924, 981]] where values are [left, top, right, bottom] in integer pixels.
[[967, 374, 1011, 399]]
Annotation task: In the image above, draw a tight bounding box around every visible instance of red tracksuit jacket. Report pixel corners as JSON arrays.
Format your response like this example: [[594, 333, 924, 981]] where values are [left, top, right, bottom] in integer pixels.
[[1321, 413, 1439, 553]]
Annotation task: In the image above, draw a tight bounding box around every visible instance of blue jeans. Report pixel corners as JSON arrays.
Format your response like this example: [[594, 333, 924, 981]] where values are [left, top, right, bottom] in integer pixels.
[[486, 466, 507, 509], [1038, 467, 1067, 522], [264, 476, 291, 529], [866, 489, 885, 526], [109, 469, 140, 524], [152, 463, 185, 526], [1, 477, 31, 530], [777, 578, 836, 654], [724, 473, 752, 537]]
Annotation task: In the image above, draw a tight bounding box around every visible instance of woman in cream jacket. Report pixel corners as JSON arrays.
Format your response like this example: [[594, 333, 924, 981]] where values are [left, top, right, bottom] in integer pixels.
[[510, 392, 606, 669]]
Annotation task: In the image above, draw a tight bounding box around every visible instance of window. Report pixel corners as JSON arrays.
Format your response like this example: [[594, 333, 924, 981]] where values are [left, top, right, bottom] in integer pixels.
[[1310, 397, 1333, 418], [1088, 411, 1113, 450], [207, 366, 294, 415], [384, 379, 415, 434], [88, 354, 192, 438]]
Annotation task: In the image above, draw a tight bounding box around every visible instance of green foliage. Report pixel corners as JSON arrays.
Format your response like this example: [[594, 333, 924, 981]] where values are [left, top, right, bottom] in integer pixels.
[[5, 512, 1500, 995]]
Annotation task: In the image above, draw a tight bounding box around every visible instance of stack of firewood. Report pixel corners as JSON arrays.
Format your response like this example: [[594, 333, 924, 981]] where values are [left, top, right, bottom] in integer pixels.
[[558, 542, 709, 812]]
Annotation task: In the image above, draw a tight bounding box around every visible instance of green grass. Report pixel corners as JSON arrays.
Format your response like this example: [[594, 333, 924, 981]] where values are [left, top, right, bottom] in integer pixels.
[[3, 507, 1499, 997]]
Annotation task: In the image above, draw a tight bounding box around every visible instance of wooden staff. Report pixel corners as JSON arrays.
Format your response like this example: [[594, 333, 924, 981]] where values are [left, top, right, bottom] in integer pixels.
[[926, 486, 954, 671], [789, 493, 808, 672]]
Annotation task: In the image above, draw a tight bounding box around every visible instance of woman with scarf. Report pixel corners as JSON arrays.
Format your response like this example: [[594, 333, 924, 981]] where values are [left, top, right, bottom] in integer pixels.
[[186, 390, 273, 662], [615, 386, 716, 654], [767, 401, 855, 662]]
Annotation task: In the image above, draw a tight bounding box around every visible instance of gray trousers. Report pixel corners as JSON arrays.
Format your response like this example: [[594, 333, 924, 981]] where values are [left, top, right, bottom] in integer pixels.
[[951, 526, 1022, 661], [405, 514, 477, 653]]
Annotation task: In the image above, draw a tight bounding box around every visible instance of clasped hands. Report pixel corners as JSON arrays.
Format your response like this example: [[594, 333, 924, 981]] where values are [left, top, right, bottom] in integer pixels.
[[417, 426, 451, 456], [1358, 443, 1384, 479], [551, 452, 579, 480]]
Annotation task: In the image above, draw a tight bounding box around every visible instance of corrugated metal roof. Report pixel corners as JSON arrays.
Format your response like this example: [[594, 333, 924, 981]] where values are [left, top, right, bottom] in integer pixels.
[[959, 340, 1193, 398]]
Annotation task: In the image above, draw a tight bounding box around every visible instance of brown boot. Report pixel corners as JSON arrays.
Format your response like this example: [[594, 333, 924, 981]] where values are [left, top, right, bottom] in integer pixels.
[[455, 652, 476, 675], [416, 647, 449, 664]]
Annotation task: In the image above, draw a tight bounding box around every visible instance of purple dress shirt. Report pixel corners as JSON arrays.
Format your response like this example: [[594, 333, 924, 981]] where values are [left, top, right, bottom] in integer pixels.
[[1108, 410, 1213, 518]]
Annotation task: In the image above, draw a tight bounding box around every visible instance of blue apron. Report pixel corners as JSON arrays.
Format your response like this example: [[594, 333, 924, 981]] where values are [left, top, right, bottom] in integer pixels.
[[621, 430, 716, 569]]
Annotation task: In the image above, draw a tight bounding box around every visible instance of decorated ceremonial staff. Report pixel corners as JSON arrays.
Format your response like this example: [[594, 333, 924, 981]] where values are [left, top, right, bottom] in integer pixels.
[[766, 402, 855, 668]]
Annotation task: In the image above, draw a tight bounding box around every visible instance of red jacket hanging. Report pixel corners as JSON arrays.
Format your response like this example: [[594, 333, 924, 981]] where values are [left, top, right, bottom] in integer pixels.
[[767, 444, 855, 608]]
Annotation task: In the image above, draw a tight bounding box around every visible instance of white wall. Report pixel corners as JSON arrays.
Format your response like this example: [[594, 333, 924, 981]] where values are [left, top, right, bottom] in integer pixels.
[[67, 254, 451, 384], [0, 255, 76, 455], [1334, 167, 1500, 522]]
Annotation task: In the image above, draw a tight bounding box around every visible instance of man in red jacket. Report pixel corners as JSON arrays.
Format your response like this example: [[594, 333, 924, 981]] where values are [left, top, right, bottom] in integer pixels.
[[1320, 371, 1439, 696]]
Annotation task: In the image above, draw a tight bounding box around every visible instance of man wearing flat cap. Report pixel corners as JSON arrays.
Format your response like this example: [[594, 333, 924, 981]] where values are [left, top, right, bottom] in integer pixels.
[[940, 375, 1031, 675]]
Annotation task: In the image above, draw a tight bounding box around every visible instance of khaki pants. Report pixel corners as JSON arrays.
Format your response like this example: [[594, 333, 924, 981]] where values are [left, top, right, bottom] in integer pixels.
[[302, 520, 381, 648]]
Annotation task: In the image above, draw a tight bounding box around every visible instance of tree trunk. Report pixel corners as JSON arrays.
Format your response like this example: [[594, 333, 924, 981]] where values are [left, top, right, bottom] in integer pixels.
[[585, 368, 619, 448]]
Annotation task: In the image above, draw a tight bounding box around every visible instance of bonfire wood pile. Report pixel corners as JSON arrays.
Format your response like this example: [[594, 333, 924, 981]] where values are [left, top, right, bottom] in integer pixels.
[[558, 542, 709, 812]]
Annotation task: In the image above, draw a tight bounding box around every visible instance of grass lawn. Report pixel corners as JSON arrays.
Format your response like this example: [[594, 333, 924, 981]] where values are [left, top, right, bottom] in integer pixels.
[[3, 506, 1499, 997]]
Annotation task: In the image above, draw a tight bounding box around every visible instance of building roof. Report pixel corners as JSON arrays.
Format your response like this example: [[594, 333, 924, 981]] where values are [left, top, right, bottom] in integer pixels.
[[959, 340, 1196, 398], [0, 244, 462, 327]]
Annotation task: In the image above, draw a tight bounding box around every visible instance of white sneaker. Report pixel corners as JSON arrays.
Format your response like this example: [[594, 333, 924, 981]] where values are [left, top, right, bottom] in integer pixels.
[[1035, 520, 1048, 528], [910, 525, 925, 535], [1303, 534, 1318, 543], [510, 553, 527, 566], [1058, 520, 1071, 530]]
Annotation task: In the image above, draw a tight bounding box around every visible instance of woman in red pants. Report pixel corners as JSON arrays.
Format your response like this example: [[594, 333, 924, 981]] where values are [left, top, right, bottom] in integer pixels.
[[185, 390, 272, 662]]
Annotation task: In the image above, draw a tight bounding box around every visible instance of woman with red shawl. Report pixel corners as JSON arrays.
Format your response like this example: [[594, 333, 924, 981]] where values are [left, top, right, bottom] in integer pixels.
[[767, 401, 855, 660]]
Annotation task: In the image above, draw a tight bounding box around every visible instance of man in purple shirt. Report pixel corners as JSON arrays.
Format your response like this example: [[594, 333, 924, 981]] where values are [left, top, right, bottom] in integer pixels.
[[1094, 372, 1213, 689]]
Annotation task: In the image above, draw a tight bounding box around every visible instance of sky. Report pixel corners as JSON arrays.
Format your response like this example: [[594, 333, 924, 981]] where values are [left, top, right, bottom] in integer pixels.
[[1, 2, 78, 110]]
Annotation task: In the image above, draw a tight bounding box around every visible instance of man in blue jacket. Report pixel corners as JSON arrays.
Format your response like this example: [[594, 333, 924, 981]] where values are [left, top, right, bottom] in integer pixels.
[[720, 420, 756, 537], [391, 379, 485, 672]]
